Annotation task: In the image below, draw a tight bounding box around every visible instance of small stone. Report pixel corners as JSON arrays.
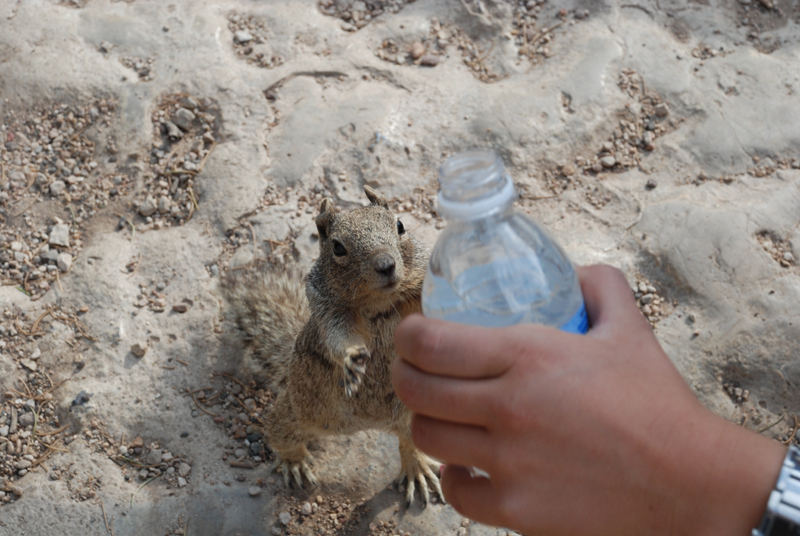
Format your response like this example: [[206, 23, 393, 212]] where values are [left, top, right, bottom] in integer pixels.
[[301, 502, 312, 515], [30, 347, 41, 360], [146, 449, 163, 465], [172, 108, 196, 131], [49, 223, 71, 247], [131, 436, 144, 448], [15, 459, 32, 470], [0, 426, 8, 437], [164, 121, 183, 140], [783, 251, 794, 263], [234, 30, 254, 45], [20, 359, 38, 372], [172, 303, 188, 313], [279, 511, 291, 525], [654, 103, 669, 118], [642, 131, 655, 151], [177, 476, 187, 488], [49, 180, 66, 196], [178, 462, 191, 477], [131, 343, 147, 358], [19, 413, 34, 427], [419, 54, 440, 67], [600, 156, 617, 168], [157, 196, 171, 214], [410, 41, 425, 60], [138, 196, 157, 217], [57, 252, 73, 272], [561, 163, 576, 177], [248, 486, 262, 497]]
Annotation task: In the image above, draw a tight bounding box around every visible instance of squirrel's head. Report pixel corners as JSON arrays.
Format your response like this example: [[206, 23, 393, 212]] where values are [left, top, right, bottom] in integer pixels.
[[314, 186, 419, 304]]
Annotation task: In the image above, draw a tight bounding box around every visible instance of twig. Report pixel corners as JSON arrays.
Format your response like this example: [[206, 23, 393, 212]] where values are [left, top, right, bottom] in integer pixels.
[[99, 500, 114, 536], [175, 359, 189, 367], [190, 391, 218, 418], [783, 415, 799, 446], [130, 474, 162, 508], [228, 460, 256, 469], [213, 372, 248, 391], [758, 413, 785, 434]]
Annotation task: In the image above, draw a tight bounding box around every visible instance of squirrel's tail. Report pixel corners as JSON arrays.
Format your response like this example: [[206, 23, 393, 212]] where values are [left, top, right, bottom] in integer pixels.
[[222, 264, 308, 387]]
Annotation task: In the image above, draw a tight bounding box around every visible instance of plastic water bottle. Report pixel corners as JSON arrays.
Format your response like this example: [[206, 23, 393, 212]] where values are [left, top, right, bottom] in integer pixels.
[[422, 149, 589, 333]]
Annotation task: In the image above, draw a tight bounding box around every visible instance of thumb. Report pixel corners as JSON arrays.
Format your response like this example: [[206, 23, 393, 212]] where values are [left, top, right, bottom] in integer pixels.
[[577, 265, 650, 338]]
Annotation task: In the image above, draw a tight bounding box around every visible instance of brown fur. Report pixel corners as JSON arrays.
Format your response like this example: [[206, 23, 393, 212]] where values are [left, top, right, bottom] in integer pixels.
[[224, 186, 442, 505]]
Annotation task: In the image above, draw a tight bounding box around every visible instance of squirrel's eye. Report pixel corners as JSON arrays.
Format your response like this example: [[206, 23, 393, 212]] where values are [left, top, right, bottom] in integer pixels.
[[332, 240, 347, 257], [397, 219, 405, 235]]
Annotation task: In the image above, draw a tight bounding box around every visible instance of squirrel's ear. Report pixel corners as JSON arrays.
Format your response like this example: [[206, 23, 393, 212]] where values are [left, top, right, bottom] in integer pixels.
[[364, 185, 388, 208], [315, 198, 336, 239]]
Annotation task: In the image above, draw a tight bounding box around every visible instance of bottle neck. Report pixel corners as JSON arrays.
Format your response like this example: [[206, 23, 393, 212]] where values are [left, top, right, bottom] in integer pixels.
[[437, 178, 516, 221], [437, 150, 517, 221]]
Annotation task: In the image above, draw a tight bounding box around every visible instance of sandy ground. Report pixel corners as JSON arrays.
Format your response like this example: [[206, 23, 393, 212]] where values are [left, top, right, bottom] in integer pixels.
[[1, 0, 799, 535]]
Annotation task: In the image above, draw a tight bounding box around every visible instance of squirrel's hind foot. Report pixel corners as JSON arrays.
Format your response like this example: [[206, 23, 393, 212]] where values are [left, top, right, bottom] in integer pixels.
[[396, 452, 444, 508], [271, 457, 318, 488]]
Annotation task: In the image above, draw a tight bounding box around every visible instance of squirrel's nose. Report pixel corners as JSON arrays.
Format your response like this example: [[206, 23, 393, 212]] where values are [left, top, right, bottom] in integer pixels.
[[374, 254, 396, 278]]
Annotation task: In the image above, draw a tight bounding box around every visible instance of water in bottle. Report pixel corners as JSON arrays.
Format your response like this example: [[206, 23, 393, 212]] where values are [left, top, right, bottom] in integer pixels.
[[422, 150, 588, 333]]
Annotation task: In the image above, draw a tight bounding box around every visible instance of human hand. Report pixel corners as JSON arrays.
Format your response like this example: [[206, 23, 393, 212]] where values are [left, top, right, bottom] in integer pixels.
[[393, 265, 785, 535]]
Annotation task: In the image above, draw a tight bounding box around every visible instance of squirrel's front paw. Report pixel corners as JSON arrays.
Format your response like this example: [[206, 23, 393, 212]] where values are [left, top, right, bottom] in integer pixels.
[[342, 345, 369, 397]]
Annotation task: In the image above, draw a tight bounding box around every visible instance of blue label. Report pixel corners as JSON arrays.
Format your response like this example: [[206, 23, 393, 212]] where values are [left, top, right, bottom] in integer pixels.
[[560, 302, 589, 334]]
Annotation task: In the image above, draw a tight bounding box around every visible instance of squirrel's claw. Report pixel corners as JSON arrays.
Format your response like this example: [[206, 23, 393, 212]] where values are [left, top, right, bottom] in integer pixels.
[[272, 458, 318, 488], [343, 345, 369, 397], [397, 453, 444, 507]]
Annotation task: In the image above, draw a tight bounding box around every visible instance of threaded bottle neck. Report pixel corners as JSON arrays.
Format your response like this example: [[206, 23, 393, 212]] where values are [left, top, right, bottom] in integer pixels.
[[437, 150, 516, 220]]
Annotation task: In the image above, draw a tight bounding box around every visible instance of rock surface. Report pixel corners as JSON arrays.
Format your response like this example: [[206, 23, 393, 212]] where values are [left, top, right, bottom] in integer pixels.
[[0, 1, 799, 535]]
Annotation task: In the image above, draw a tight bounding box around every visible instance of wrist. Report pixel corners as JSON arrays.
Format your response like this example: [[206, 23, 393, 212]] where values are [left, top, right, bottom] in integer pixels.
[[677, 408, 786, 535]]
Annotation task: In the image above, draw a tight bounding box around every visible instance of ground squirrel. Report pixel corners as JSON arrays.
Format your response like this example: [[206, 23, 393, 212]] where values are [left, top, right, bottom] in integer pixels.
[[224, 186, 443, 505]]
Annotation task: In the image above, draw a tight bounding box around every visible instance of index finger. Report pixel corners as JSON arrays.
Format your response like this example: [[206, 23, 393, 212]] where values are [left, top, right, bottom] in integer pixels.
[[394, 314, 551, 379]]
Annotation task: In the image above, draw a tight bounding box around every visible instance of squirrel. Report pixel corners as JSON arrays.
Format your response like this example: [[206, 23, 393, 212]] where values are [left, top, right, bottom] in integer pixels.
[[223, 186, 443, 506]]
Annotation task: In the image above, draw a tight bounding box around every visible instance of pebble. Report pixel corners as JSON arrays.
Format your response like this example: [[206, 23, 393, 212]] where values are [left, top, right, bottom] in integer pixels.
[[178, 462, 191, 477], [278, 511, 291, 525], [172, 108, 196, 131], [419, 54, 440, 66], [158, 196, 171, 214], [49, 223, 71, 247], [783, 252, 794, 263], [172, 303, 189, 313], [131, 343, 147, 358], [300, 502, 313, 515], [177, 476, 187, 488], [164, 121, 183, 140], [138, 196, 157, 217], [31, 347, 41, 360], [146, 449, 163, 465], [600, 156, 617, 168], [19, 412, 34, 427], [57, 252, 73, 272], [234, 30, 254, 45], [0, 425, 8, 437], [20, 359, 38, 372], [15, 459, 32, 470], [49, 180, 66, 196], [654, 103, 669, 118], [248, 486, 262, 497], [410, 41, 425, 60]]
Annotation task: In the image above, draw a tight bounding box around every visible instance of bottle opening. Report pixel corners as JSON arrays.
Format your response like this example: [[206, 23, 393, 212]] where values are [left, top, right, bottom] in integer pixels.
[[437, 149, 515, 220]]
